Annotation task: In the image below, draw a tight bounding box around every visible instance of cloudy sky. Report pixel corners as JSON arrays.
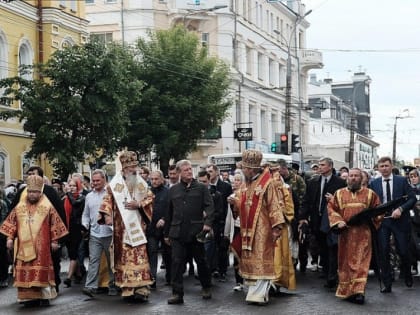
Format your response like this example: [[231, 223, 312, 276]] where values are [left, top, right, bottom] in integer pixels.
[[303, 0, 420, 163]]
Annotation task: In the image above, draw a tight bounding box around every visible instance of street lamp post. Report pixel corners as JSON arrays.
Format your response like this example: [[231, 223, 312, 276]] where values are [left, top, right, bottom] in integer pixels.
[[274, 9, 311, 160], [392, 109, 411, 164]]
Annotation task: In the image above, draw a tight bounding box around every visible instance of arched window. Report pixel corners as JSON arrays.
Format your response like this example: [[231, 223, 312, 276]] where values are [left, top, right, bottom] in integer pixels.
[[0, 30, 8, 80], [18, 38, 34, 80], [0, 30, 8, 107], [0, 152, 7, 188]]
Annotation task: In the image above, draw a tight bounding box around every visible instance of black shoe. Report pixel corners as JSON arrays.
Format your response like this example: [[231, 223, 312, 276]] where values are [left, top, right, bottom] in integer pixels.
[[218, 273, 227, 282], [380, 286, 392, 293], [405, 274, 413, 288], [324, 280, 337, 289], [63, 278, 71, 288], [39, 299, 50, 307], [201, 288, 212, 299], [22, 300, 41, 307], [353, 294, 365, 305], [168, 294, 184, 304], [82, 287, 96, 297]]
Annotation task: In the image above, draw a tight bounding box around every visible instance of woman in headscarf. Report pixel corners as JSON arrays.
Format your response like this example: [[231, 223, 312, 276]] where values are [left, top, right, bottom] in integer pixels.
[[63, 177, 86, 287]]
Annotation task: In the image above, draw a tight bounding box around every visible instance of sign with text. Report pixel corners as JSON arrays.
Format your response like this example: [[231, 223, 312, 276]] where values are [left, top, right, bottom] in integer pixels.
[[235, 128, 253, 141]]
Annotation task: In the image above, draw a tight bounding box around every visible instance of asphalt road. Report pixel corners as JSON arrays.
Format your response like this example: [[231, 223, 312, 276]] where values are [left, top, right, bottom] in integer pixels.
[[0, 260, 420, 315]]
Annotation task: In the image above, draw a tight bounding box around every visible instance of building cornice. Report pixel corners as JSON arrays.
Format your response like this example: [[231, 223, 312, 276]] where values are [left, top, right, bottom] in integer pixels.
[[0, 1, 38, 22], [0, 127, 32, 138], [42, 8, 89, 35]]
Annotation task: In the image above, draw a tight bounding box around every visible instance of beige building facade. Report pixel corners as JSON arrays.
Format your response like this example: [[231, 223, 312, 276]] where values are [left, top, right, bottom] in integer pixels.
[[0, 0, 88, 186]]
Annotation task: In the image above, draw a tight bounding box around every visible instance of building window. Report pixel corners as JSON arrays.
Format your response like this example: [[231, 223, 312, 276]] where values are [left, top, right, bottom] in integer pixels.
[[105, 0, 117, 3], [270, 13, 274, 35], [18, 40, 33, 81], [271, 113, 278, 139], [269, 59, 275, 86], [257, 52, 264, 80], [0, 153, 5, 188], [247, 0, 252, 21], [85, 0, 94, 3], [90, 32, 113, 44], [259, 4, 262, 28], [254, 2, 258, 25], [246, 46, 253, 75], [70, 0, 77, 11], [261, 109, 267, 140], [0, 30, 8, 101], [201, 32, 209, 49], [265, 10, 269, 32]]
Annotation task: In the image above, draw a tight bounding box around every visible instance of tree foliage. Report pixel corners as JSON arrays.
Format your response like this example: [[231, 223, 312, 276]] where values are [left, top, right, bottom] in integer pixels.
[[121, 26, 232, 171], [0, 41, 143, 178]]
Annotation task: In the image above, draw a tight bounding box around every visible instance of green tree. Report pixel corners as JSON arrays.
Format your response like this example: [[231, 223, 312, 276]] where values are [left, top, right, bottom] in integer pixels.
[[0, 41, 143, 178], [122, 26, 232, 172]]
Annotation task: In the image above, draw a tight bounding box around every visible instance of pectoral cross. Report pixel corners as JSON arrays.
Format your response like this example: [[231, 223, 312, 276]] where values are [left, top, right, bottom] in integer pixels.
[[26, 215, 34, 225]]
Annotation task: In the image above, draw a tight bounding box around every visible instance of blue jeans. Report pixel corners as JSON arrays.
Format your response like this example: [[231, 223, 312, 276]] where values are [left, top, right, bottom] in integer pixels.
[[84, 235, 114, 289]]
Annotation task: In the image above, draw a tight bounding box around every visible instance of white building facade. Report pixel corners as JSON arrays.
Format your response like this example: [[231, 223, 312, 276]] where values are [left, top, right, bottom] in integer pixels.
[[85, 0, 322, 166], [306, 74, 379, 170]]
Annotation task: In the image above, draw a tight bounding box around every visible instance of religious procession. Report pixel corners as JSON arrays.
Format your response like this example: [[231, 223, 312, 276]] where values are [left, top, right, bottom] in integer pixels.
[[0, 149, 419, 310]]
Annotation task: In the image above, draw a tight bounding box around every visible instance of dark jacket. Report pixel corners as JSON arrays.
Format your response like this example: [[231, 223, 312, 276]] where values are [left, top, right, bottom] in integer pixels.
[[148, 184, 169, 237], [165, 179, 214, 242], [370, 175, 416, 232], [214, 179, 233, 223], [64, 192, 86, 231], [299, 174, 346, 232]]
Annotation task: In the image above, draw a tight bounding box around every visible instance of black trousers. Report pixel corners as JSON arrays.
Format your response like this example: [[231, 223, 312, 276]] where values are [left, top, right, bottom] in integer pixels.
[[378, 220, 411, 287], [0, 234, 9, 282], [171, 239, 211, 296]]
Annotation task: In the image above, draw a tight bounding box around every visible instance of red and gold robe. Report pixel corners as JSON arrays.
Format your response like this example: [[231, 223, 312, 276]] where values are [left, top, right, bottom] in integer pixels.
[[272, 178, 296, 290], [0, 195, 68, 301], [98, 185, 153, 297], [328, 187, 381, 298], [232, 169, 286, 280]]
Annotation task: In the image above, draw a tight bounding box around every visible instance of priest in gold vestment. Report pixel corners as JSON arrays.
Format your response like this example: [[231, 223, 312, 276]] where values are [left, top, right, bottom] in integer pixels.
[[231, 150, 286, 304], [0, 175, 68, 306], [328, 168, 381, 304], [98, 151, 153, 302], [270, 169, 296, 291]]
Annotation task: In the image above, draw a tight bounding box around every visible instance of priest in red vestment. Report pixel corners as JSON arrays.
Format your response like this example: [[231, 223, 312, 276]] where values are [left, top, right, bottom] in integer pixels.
[[328, 168, 381, 304], [0, 175, 68, 307]]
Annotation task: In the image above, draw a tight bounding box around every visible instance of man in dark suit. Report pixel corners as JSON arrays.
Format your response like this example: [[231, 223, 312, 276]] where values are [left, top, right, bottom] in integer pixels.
[[165, 160, 214, 304], [370, 156, 416, 293], [299, 157, 346, 288], [206, 164, 232, 281]]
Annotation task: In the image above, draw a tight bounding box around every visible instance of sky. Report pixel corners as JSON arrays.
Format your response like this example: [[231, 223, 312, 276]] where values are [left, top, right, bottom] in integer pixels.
[[303, 0, 420, 164]]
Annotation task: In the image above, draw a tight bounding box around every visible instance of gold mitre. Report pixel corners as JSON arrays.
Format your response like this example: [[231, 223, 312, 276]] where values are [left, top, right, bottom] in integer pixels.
[[26, 175, 44, 191], [241, 149, 263, 169], [119, 151, 138, 169]]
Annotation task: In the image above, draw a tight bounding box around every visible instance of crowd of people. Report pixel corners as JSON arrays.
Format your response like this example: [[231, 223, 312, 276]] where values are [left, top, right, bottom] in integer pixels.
[[0, 150, 419, 308]]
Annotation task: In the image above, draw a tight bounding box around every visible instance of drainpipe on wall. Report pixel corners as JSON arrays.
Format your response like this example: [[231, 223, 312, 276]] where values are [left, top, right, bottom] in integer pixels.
[[37, 0, 43, 66]]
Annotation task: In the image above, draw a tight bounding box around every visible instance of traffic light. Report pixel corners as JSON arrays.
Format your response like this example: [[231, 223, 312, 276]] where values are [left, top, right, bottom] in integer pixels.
[[279, 133, 288, 155], [291, 134, 301, 152], [271, 142, 277, 152]]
